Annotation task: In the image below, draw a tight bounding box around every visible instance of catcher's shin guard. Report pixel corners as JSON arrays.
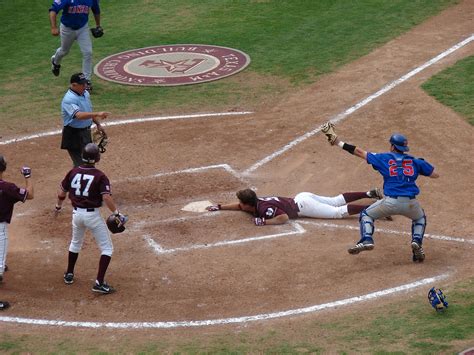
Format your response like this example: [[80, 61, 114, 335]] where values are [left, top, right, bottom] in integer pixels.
[[359, 210, 375, 240], [412, 213, 426, 243]]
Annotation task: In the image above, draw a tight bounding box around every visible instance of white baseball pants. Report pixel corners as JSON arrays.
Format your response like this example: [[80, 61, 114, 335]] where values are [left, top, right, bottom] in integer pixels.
[[53, 23, 93, 80], [0, 223, 7, 275], [294, 192, 349, 219], [70, 208, 113, 256]]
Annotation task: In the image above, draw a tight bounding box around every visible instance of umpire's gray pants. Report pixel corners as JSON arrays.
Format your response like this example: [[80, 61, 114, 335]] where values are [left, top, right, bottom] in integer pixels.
[[53, 23, 93, 80]]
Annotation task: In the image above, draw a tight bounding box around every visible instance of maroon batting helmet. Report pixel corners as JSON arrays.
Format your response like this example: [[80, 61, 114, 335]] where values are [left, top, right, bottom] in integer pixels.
[[82, 143, 101, 164]]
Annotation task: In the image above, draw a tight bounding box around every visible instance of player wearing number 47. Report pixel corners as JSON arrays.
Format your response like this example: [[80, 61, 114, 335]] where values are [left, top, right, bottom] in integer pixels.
[[206, 187, 383, 226], [320, 122, 439, 262], [55, 143, 127, 294]]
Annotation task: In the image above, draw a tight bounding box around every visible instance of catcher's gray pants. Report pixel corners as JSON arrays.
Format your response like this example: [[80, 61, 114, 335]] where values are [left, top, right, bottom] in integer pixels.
[[53, 23, 93, 80], [361, 197, 426, 242], [0, 223, 8, 276]]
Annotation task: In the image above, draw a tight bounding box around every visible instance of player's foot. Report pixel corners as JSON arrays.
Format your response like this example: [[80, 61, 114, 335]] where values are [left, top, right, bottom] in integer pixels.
[[63, 272, 74, 284], [51, 56, 61, 76], [0, 301, 10, 310], [4, 265, 8, 272], [348, 237, 374, 254], [86, 80, 92, 92], [92, 280, 115, 294], [411, 239, 425, 262], [367, 188, 383, 199]]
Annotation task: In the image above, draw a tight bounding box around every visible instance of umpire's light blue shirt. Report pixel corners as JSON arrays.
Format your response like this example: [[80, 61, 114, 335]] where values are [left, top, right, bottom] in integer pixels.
[[61, 89, 93, 128]]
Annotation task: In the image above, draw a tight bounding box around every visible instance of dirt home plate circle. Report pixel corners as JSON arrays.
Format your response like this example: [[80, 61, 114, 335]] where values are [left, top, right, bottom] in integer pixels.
[[94, 44, 251, 86]]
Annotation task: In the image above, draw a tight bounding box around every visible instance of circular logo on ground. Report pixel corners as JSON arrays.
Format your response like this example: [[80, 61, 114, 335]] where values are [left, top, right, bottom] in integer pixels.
[[94, 44, 251, 86]]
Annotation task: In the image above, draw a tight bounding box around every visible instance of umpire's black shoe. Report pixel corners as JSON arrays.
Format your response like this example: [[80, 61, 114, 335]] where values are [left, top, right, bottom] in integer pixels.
[[0, 301, 10, 310], [92, 280, 115, 294], [51, 56, 61, 76], [63, 272, 74, 284]]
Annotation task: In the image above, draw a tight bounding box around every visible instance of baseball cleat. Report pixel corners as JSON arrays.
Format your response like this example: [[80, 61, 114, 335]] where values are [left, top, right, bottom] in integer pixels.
[[411, 240, 425, 262], [63, 272, 74, 284], [368, 188, 383, 200], [348, 238, 374, 254], [86, 80, 93, 92], [51, 56, 61, 76], [92, 281, 115, 294], [0, 301, 10, 310]]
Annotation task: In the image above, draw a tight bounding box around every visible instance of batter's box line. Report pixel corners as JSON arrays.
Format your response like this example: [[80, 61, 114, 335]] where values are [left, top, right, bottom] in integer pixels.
[[143, 222, 306, 255], [297, 220, 474, 245]]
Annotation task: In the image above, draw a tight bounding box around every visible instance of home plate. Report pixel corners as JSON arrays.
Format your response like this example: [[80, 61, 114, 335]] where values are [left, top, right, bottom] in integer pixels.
[[182, 200, 214, 212]]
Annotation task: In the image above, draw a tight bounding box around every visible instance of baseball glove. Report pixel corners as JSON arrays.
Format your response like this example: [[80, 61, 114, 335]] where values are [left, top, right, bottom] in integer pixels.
[[92, 127, 108, 153], [90, 26, 104, 38], [320, 121, 338, 145], [106, 213, 128, 234]]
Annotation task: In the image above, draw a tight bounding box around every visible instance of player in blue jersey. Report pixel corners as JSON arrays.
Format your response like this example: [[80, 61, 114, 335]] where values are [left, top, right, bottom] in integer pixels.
[[321, 122, 439, 262], [49, 0, 103, 91]]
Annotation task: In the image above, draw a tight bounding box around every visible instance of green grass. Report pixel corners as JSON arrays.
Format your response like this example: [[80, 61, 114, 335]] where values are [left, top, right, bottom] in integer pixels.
[[422, 55, 474, 125], [0, 0, 457, 134]]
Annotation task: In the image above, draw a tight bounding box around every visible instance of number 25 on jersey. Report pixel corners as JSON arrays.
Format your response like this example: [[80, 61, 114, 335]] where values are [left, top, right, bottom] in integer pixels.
[[388, 159, 414, 177]]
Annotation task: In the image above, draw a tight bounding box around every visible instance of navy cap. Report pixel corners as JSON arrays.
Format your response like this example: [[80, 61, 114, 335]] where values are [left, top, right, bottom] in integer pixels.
[[70, 73, 88, 84]]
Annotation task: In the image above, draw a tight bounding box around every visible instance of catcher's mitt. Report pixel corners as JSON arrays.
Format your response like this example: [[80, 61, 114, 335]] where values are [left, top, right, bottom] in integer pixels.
[[92, 128, 108, 153], [106, 213, 128, 234], [320, 121, 338, 145], [90, 26, 104, 38]]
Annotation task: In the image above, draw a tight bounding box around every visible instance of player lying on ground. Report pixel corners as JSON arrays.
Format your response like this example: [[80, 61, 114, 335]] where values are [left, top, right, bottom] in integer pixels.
[[206, 188, 383, 226], [321, 122, 439, 262]]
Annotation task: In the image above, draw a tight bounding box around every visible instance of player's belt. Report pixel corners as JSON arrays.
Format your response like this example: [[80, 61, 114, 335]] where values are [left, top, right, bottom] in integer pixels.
[[73, 207, 98, 212], [387, 196, 416, 200]]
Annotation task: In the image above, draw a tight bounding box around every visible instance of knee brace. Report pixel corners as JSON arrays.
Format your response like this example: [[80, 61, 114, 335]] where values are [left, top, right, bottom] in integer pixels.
[[359, 209, 375, 239], [412, 213, 427, 243]]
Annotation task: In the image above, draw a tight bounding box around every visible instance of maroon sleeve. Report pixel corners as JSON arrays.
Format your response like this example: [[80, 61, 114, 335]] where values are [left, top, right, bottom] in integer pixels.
[[99, 174, 111, 195], [3, 182, 28, 203], [60, 171, 71, 192]]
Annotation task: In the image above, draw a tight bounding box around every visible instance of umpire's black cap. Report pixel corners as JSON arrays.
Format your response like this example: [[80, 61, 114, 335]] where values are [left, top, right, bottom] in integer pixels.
[[70, 73, 88, 84]]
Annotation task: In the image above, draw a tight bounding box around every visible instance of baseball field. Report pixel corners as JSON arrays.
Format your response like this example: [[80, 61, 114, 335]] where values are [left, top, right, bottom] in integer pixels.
[[0, 0, 473, 353]]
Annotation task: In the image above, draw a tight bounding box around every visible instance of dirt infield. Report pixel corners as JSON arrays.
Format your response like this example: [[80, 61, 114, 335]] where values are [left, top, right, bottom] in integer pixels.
[[0, 0, 473, 346]]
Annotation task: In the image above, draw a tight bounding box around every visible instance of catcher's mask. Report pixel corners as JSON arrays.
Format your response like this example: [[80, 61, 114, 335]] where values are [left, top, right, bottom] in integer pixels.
[[0, 155, 6, 172], [428, 287, 448, 311], [107, 214, 126, 234], [82, 143, 101, 164], [389, 133, 409, 152]]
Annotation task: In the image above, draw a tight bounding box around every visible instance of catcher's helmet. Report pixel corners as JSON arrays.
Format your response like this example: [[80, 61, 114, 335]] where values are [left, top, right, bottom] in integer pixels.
[[389, 133, 409, 152], [106, 214, 127, 234], [428, 287, 448, 312], [0, 155, 6, 172], [82, 143, 101, 164]]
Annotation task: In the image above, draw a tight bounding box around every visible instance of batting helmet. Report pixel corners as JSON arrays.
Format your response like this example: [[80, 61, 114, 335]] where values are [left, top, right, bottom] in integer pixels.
[[106, 214, 127, 234], [0, 155, 6, 172], [389, 133, 409, 152], [428, 287, 448, 312], [82, 143, 101, 164]]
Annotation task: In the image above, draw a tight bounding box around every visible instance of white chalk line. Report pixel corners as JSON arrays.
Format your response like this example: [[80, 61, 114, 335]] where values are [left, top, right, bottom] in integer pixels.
[[0, 273, 448, 329], [243, 34, 474, 174], [115, 163, 243, 183], [143, 222, 306, 254], [298, 220, 474, 244], [0, 111, 253, 145]]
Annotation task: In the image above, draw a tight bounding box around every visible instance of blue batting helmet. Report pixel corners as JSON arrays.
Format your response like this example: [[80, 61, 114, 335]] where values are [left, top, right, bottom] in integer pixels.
[[428, 287, 448, 312], [389, 133, 409, 152]]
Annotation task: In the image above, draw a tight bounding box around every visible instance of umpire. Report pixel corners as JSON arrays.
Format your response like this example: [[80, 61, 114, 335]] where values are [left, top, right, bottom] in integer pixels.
[[60, 73, 109, 167]]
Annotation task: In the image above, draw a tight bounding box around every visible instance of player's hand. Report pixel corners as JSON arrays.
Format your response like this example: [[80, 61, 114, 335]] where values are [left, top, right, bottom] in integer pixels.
[[51, 28, 60, 36], [206, 205, 221, 212], [97, 112, 111, 119], [114, 212, 128, 227], [254, 217, 266, 226], [21, 166, 31, 178]]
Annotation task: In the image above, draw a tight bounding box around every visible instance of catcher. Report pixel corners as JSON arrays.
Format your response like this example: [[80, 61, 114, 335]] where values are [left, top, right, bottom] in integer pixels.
[[55, 143, 127, 294], [206, 187, 383, 226], [320, 122, 439, 262]]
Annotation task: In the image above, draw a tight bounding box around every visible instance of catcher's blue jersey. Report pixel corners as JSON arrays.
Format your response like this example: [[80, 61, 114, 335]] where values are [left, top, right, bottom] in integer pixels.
[[50, 0, 100, 30], [367, 152, 434, 197]]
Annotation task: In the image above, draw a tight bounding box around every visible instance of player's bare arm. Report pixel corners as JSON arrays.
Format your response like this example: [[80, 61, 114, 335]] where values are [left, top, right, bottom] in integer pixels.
[[206, 203, 241, 211], [75, 111, 111, 121], [49, 11, 59, 36], [332, 136, 367, 160], [430, 171, 440, 178], [93, 13, 101, 27], [103, 194, 120, 214], [265, 214, 289, 225]]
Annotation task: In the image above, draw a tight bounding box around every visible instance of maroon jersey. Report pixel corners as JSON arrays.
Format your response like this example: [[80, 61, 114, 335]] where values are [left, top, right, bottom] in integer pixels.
[[0, 180, 28, 223], [256, 196, 300, 220], [60, 165, 111, 208]]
